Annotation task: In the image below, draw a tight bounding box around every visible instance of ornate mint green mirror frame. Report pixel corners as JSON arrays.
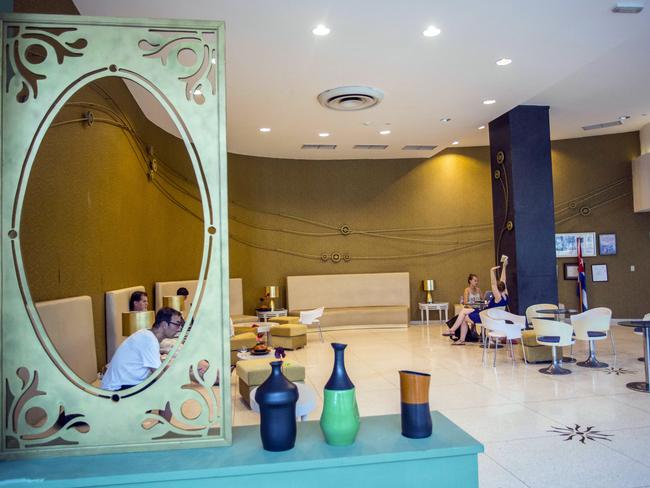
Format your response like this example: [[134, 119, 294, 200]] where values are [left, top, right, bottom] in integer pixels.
[[0, 14, 230, 458]]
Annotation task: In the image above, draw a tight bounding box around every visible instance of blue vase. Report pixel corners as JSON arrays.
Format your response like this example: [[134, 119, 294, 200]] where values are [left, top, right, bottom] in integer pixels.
[[320, 343, 360, 446], [255, 361, 299, 451]]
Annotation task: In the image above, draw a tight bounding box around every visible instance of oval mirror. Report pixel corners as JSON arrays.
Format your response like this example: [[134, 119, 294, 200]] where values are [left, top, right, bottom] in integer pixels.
[[19, 76, 204, 393]]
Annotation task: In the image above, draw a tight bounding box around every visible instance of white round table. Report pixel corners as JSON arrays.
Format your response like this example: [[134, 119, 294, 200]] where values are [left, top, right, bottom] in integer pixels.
[[256, 309, 288, 322], [249, 382, 317, 421], [418, 302, 449, 324], [236, 348, 275, 361]]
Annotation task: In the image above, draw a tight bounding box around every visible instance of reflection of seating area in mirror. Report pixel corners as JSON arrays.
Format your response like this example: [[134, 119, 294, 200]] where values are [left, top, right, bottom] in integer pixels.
[[35, 295, 100, 386], [105, 285, 147, 362]]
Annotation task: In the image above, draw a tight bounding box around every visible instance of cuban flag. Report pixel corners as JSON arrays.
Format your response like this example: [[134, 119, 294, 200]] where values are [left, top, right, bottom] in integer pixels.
[[577, 238, 588, 311]]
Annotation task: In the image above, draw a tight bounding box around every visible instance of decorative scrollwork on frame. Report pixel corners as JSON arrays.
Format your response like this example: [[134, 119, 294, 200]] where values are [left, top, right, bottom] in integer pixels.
[[5, 367, 89, 449], [141, 361, 221, 440], [139, 31, 217, 105], [339, 224, 351, 235], [5, 25, 88, 103]]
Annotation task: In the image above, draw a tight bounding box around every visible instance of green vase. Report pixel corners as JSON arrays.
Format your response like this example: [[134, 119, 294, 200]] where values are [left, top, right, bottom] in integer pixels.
[[320, 343, 360, 446]]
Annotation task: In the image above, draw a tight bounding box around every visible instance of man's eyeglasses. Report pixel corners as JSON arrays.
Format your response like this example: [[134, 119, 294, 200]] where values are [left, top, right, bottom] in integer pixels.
[[169, 320, 184, 328]]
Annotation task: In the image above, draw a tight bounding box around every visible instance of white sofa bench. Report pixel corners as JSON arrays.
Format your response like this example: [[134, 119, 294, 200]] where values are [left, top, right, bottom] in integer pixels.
[[286, 272, 410, 330]]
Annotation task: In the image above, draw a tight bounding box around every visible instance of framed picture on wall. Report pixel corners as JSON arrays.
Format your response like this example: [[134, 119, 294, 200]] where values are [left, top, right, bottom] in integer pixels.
[[555, 232, 597, 258], [592, 264, 608, 282], [598, 233, 617, 255], [563, 263, 579, 280]]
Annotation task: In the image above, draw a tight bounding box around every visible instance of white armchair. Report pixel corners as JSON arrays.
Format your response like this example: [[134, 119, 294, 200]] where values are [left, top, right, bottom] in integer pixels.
[[533, 318, 574, 375], [571, 307, 612, 368], [299, 307, 325, 342], [480, 310, 526, 367]]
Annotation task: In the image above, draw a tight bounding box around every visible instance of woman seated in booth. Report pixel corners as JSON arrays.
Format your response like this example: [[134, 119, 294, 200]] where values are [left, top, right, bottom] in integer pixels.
[[463, 273, 482, 305], [444, 257, 509, 345]]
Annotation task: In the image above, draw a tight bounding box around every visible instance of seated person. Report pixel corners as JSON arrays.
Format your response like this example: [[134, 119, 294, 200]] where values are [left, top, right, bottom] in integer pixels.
[[463, 273, 482, 304], [444, 257, 509, 345], [129, 291, 149, 312], [101, 307, 184, 391]]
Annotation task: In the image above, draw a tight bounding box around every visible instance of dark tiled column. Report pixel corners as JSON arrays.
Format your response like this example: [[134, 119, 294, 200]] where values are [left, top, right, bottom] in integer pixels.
[[488, 105, 558, 314]]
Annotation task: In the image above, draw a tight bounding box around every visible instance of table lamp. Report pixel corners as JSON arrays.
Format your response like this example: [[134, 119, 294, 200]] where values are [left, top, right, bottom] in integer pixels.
[[122, 310, 155, 336], [163, 295, 185, 315], [422, 279, 435, 303], [265, 285, 279, 311]]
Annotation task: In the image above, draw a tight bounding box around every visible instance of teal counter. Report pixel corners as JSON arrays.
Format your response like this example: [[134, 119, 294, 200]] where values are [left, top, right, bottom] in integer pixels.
[[0, 412, 483, 487]]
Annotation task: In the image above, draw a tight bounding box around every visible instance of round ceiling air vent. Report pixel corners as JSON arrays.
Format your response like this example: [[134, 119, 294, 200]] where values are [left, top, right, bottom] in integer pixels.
[[317, 86, 384, 111]]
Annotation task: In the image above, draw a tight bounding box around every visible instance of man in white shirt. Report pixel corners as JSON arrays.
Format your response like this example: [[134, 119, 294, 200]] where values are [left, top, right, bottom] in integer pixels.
[[101, 307, 184, 391]]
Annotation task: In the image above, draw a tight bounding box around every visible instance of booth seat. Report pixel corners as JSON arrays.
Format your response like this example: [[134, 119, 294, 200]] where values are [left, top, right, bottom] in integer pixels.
[[35, 295, 99, 385], [287, 272, 410, 330], [105, 285, 146, 362], [154, 278, 258, 324]]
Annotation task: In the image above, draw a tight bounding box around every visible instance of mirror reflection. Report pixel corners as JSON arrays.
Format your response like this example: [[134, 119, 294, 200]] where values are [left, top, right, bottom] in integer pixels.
[[20, 76, 204, 392]]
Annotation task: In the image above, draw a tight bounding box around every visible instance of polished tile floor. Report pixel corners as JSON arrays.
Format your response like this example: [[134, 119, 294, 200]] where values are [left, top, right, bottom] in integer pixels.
[[232, 324, 650, 488]]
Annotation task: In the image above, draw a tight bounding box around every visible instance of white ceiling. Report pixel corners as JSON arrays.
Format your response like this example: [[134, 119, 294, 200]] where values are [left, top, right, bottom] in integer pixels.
[[73, 0, 650, 159]]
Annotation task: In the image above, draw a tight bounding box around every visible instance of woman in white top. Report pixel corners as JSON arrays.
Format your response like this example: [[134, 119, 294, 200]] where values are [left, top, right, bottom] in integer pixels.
[[463, 274, 482, 304]]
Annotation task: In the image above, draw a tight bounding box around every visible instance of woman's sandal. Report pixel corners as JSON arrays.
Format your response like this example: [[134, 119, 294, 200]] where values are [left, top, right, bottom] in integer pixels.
[[442, 331, 455, 336]]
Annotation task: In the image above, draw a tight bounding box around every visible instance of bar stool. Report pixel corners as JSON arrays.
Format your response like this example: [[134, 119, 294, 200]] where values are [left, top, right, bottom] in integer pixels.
[[532, 318, 574, 375]]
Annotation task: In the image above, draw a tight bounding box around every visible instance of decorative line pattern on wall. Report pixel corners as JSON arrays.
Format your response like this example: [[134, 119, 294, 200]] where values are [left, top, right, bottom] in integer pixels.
[[230, 173, 631, 264], [555, 176, 631, 225], [50, 82, 203, 221]]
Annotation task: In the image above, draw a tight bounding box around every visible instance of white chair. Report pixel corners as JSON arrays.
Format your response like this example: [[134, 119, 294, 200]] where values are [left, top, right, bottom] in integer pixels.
[[480, 310, 526, 367], [571, 307, 612, 368], [525, 303, 558, 328], [532, 318, 574, 375], [299, 307, 325, 342]]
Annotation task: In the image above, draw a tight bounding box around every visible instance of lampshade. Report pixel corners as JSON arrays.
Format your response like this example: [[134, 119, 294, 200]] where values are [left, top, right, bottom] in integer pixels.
[[163, 295, 185, 313], [265, 286, 279, 298], [122, 311, 155, 336], [422, 279, 435, 292]]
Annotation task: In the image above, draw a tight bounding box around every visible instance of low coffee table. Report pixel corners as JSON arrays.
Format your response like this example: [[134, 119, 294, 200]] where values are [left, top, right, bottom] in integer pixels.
[[249, 382, 317, 421]]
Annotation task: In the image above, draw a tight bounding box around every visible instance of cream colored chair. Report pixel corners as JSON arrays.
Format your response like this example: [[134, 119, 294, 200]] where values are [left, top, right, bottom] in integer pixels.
[[300, 307, 325, 342], [532, 318, 574, 375], [571, 307, 612, 368], [525, 303, 558, 327], [35, 296, 99, 385], [480, 310, 526, 367], [105, 285, 145, 362]]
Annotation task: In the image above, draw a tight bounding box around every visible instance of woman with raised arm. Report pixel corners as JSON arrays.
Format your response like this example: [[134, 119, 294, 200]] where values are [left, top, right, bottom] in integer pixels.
[[444, 258, 509, 345]]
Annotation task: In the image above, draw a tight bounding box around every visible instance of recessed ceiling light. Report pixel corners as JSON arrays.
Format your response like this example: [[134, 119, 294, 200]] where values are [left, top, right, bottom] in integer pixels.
[[319, 132, 330, 137], [452, 141, 459, 145], [423, 25, 441, 37], [483, 99, 496, 105], [259, 127, 271, 133], [619, 115, 631, 120], [440, 117, 451, 123], [478, 125, 486, 130], [312, 24, 330, 36], [379, 129, 391, 135], [496, 58, 512, 66]]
